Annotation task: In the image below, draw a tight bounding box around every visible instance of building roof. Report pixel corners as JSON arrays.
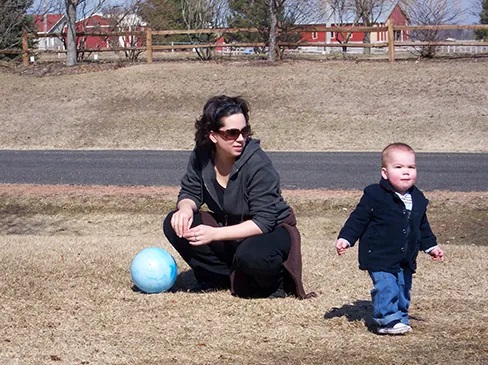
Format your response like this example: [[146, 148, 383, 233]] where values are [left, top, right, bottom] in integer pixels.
[[376, 2, 402, 23], [32, 14, 64, 33], [309, 1, 402, 25], [76, 13, 110, 26]]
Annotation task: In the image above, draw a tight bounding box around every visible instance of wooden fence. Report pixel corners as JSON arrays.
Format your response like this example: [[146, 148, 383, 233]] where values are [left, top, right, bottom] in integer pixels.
[[5, 23, 488, 65]]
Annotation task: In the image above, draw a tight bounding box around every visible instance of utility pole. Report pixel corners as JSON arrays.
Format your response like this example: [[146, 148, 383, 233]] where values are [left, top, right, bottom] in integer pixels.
[[43, 0, 48, 50]]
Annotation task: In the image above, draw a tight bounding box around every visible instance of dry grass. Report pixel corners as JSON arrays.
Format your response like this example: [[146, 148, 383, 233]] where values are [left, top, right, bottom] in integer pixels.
[[0, 185, 487, 365], [0, 59, 487, 364], [0, 58, 487, 152]]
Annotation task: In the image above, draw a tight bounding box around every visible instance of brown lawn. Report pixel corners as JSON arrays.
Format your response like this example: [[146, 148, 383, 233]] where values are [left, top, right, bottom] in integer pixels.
[[0, 59, 487, 365]]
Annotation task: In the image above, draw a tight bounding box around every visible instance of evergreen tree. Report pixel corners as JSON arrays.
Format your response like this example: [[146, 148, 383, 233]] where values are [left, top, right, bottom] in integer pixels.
[[227, 0, 301, 57], [227, 0, 271, 48], [137, 0, 187, 46], [137, 0, 184, 30], [474, 0, 488, 41], [0, 0, 34, 60]]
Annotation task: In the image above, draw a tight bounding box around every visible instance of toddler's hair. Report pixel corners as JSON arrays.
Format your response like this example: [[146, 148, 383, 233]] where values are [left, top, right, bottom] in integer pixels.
[[381, 143, 415, 167]]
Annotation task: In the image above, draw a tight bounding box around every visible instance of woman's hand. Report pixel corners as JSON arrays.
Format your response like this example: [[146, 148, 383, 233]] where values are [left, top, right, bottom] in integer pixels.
[[171, 205, 194, 238], [183, 225, 218, 246]]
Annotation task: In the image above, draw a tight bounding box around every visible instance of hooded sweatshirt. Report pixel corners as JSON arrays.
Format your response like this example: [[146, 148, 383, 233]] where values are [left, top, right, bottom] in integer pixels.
[[177, 138, 314, 298]]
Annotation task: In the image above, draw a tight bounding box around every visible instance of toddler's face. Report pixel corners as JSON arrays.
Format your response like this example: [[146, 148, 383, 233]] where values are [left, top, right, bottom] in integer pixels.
[[381, 149, 417, 194]]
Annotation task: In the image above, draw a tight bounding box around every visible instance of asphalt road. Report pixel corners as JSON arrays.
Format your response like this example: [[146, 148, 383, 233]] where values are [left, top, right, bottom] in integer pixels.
[[0, 150, 486, 191]]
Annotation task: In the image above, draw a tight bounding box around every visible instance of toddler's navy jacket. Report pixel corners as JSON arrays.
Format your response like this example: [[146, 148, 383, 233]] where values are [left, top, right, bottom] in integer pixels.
[[338, 178, 437, 273]]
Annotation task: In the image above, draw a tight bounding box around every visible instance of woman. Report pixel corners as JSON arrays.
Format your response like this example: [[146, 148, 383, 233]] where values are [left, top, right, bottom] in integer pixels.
[[163, 95, 313, 299]]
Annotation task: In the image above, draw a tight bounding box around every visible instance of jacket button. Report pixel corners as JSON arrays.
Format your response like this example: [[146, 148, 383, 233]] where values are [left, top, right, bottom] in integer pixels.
[[401, 247, 405, 252], [403, 210, 406, 214], [402, 229, 407, 234]]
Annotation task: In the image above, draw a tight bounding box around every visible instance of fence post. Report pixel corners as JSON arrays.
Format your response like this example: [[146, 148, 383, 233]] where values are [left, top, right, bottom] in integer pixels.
[[387, 20, 395, 63], [22, 31, 29, 66], [146, 27, 153, 64]]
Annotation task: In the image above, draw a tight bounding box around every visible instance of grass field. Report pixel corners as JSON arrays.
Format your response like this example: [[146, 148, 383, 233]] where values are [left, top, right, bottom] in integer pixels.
[[1, 58, 487, 152], [0, 59, 487, 365]]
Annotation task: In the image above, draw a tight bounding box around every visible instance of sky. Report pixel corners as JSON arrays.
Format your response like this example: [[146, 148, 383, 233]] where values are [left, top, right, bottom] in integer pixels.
[[456, 0, 482, 23]]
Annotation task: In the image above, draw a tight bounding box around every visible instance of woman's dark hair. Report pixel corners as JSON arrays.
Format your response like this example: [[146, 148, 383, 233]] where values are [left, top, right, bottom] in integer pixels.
[[195, 95, 251, 150]]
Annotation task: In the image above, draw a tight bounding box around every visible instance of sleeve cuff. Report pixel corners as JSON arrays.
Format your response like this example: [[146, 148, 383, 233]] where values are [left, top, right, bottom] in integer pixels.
[[338, 238, 351, 247], [424, 245, 438, 253]]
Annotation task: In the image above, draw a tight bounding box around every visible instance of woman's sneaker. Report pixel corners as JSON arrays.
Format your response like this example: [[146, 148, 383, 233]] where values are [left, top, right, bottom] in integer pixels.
[[377, 321, 412, 335]]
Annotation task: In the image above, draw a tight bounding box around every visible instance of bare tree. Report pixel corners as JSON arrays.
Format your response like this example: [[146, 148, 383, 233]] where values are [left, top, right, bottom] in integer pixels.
[[60, 0, 145, 65], [354, 0, 396, 54], [326, 0, 395, 55], [400, 0, 465, 57], [65, 0, 78, 65], [63, 0, 110, 66], [228, 0, 324, 61], [181, 0, 228, 60], [328, 0, 361, 54], [104, 1, 146, 61], [267, 0, 280, 61]]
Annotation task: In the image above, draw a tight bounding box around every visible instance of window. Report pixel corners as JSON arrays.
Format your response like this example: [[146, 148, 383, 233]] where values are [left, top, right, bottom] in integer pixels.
[[331, 31, 335, 38], [312, 31, 318, 40], [394, 30, 402, 41]]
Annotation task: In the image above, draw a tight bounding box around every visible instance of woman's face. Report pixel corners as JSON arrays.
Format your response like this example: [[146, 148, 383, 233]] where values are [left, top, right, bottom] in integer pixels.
[[210, 113, 249, 159]]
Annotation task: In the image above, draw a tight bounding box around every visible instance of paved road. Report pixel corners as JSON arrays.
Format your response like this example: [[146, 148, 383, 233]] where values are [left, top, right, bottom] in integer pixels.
[[0, 150, 486, 191]]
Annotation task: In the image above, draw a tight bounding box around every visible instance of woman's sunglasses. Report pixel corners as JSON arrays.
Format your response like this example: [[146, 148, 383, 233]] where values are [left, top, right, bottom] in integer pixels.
[[215, 126, 252, 141]]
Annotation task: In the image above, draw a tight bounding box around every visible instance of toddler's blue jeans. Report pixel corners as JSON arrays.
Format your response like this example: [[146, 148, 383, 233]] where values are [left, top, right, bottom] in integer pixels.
[[368, 268, 413, 326]]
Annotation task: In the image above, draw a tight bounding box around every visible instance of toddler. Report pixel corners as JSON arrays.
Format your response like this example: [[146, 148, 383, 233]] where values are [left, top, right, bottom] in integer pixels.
[[336, 143, 444, 335]]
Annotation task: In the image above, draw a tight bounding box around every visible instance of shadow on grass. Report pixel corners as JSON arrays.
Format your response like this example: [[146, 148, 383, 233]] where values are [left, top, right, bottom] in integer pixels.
[[170, 269, 230, 293], [324, 300, 428, 333], [170, 269, 199, 292], [130, 270, 200, 294], [324, 300, 376, 332]]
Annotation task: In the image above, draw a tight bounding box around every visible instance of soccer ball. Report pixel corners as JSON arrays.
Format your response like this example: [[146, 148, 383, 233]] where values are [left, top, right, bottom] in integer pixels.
[[130, 247, 178, 294]]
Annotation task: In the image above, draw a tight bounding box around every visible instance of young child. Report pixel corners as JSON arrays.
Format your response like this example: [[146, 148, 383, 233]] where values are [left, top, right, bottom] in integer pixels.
[[336, 143, 444, 335]]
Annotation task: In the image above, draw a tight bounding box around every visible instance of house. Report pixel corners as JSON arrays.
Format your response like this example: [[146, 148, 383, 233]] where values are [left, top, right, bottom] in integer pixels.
[[31, 12, 146, 52], [68, 13, 146, 50], [114, 13, 147, 49], [300, 3, 409, 46], [68, 13, 112, 50], [32, 13, 65, 50], [33, 13, 113, 51]]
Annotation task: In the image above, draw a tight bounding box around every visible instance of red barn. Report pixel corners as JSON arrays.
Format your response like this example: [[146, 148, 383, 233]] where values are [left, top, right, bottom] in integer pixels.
[[300, 3, 409, 46], [66, 14, 146, 50], [32, 13, 65, 50], [67, 14, 112, 49]]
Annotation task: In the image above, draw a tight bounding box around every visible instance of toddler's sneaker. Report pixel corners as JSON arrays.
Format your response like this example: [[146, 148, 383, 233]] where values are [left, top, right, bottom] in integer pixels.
[[377, 321, 412, 335]]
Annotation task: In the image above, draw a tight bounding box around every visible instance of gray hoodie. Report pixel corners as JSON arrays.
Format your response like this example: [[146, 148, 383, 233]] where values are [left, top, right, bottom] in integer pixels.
[[177, 138, 291, 233]]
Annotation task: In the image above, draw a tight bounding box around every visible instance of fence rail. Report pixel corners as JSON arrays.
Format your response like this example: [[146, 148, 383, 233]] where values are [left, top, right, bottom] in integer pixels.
[[8, 23, 488, 65]]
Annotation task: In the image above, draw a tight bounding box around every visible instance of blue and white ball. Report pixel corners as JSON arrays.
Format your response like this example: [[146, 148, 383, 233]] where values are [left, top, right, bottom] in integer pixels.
[[130, 247, 178, 294]]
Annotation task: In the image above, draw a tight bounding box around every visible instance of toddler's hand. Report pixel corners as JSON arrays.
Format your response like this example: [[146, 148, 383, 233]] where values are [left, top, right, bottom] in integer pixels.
[[336, 238, 350, 256], [429, 246, 445, 262]]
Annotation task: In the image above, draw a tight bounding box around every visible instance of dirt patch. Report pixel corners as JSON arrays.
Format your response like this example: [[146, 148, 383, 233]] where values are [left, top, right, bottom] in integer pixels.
[[0, 184, 486, 247], [0, 59, 130, 77]]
